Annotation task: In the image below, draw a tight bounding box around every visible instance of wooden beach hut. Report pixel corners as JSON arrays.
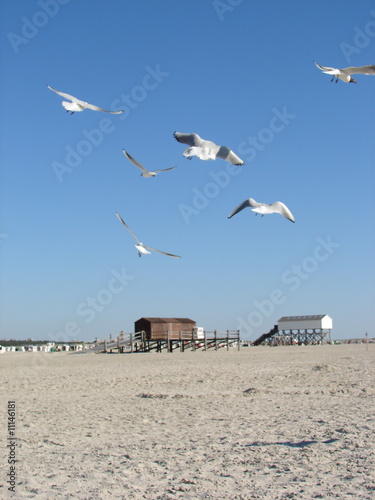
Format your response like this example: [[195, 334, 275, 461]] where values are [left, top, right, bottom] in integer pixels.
[[134, 317, 196, 341]]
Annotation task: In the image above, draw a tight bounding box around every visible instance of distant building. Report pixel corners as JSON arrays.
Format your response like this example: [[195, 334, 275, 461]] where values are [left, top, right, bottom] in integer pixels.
[[254, 315, 333, 346], [277, 315, 333, 344], [278, 315, 333, 331]]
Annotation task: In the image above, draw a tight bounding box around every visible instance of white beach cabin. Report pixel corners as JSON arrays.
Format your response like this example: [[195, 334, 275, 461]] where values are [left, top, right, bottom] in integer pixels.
[[278, 315, 333, 331], [277, 315, 333, 344]]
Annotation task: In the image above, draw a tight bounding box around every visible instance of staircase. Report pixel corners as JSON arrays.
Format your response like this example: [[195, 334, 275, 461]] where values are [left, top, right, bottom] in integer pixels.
[[253, 324, 278, 346]]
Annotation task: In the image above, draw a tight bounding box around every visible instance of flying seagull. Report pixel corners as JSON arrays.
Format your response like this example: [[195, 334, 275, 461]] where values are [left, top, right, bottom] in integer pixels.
[[314, 62, 375, 83], [115, 213, 181, 258], [228, 198, 295, 223], [47, 85, 124, 114], [122, 150, 177, 178], [174, 132, 244, 165]]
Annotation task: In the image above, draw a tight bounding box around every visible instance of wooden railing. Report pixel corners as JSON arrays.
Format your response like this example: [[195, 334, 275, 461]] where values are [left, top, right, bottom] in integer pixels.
[[94, 329, 241, 353]]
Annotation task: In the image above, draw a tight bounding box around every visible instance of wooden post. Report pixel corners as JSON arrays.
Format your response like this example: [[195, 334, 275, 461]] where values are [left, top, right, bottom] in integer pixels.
[[130, 333, 133, 353], [104, 340, 107, 353], [143, 331, 149, 352], [237, 330, 240, 351], [226, 330, 229, 351], [180, 331, 183, 352], [214, 330, 218, 351], [204, 329, 207, 351]]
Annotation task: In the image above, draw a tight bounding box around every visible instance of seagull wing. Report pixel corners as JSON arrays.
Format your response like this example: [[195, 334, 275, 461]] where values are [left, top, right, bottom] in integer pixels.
[[115, 213, 140, 243], [153, 166, 177, 173], [173, 132, 204, 147], [85, 102, 124, 114], [272, 202, 295, 222], [47, 85, 80, 103], [225, 150, 244, 166], [227, 198, 259, 218], [122, 150, 149, 175], [313, 62, 339, 75], [342, 65, 375, 75], [143, 245, 181, 258], [216, 146, 244, 165]]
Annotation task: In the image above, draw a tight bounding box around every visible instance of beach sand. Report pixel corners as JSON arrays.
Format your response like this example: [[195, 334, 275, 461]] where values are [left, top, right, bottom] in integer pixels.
[[1, 343, 374, 499]]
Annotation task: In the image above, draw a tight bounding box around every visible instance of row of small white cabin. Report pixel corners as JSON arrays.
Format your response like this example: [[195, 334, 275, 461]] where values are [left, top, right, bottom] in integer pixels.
[[0, 343, 84, 353], [0, 344, 54, 353]]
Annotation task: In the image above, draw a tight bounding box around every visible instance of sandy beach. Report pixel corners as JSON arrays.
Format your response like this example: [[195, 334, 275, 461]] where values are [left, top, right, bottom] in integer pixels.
[[1, 344, 374, 499]]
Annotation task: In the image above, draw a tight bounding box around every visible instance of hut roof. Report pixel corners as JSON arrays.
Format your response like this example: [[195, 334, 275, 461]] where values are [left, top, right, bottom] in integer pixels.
[[137, 317, 195, 324], [278, 315, 328, 322]]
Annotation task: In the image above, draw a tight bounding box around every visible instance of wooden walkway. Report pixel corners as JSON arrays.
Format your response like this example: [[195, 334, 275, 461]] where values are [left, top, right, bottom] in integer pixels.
[[92, 330, 241, 354]]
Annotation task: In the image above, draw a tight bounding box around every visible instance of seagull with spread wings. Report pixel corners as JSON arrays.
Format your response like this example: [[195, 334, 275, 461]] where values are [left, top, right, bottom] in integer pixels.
[[314, 62, 375, 83], [48, 85, 124, 114], [115, 213, 181, 258], [228, 198, 295, 223], [122, 150, 177, 178], [174, 132, 244, 166]]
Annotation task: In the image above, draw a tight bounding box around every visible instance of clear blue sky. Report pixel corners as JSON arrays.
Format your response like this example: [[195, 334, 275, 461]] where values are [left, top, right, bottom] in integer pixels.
[[1, 1, 374, 342]]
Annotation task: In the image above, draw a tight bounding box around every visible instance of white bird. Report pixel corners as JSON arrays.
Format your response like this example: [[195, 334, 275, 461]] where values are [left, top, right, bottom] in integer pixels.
[[122, 150, 177, 178], [174, 132, 244, 165], [228, 198, 295, 223], [314, 62, 375, 83], [115, 213, 181, 258], [47, 85, 124, 114]]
